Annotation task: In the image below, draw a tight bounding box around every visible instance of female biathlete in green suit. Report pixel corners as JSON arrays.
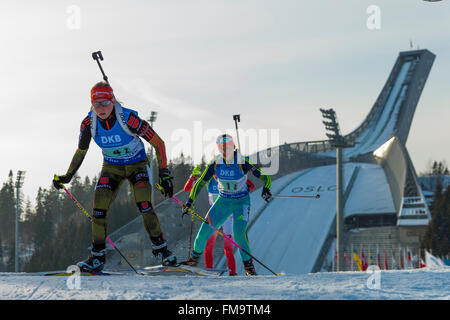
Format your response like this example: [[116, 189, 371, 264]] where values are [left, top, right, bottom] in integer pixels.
[[181, 135, 272, 275], [53, 82, 176, 272]]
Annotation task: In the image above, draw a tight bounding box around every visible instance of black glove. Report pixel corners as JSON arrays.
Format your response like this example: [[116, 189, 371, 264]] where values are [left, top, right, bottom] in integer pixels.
[[159, 168, 174, 198], [181, 201, 192, 219], [53, 174, 73, 190], [261, 187, 272, 202]]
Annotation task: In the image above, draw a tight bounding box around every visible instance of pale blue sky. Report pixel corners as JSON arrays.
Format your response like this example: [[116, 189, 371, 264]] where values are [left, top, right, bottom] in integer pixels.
[[0, 0, 449, 202]]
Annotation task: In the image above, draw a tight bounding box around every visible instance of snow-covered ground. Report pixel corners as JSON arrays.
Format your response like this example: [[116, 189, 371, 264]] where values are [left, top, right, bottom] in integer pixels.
[[0, 267, 448, 300]]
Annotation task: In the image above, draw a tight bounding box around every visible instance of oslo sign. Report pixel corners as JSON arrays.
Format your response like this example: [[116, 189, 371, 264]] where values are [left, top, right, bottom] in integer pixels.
[[291, 185, 336, 193]]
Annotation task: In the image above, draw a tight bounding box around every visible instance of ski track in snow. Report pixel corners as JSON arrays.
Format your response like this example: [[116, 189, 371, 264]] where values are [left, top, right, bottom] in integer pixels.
[[0, 268, 448, 300]]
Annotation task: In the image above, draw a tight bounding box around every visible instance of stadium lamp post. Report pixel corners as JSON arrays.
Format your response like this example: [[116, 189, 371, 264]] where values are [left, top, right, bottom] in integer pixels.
[[15, 170, 25, 272], [148, 111, 158, 201], [320, 108, 353, 272]]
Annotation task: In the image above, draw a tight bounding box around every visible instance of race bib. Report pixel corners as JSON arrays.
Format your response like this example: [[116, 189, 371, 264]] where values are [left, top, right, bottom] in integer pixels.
[[103, 146, 133, 158], [220, 181, 238, 191]]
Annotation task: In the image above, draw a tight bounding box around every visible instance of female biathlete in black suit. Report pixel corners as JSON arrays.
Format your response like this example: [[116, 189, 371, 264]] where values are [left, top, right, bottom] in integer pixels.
[[53, 82, 176, 272]]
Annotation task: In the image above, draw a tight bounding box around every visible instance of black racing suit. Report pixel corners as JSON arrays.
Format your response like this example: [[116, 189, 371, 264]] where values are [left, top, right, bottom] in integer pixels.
[[65, 108, 168, 251]]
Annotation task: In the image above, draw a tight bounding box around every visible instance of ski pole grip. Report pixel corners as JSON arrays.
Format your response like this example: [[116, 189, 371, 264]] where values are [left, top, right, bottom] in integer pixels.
[[92, 50, 108, 83], [92, 51, 103, 61], [54, 174, 64, 188]]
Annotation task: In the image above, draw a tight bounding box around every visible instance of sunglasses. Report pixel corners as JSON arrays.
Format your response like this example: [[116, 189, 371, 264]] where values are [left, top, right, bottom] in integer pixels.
[[216, 136, 233, 145], [93, 100, 112, 108]]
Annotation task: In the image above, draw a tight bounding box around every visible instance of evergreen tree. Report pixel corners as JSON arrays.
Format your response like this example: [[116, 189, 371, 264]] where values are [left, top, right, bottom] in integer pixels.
[[421, 160, 449, 179], [0, 171, 16, 244], [422, 184, 450, 257], [19, 199, 35, 268], [0, 236, 4, 272], [169, 152, 194, 193], [0, 171, 17, 271], [6, 244, 15, 272]]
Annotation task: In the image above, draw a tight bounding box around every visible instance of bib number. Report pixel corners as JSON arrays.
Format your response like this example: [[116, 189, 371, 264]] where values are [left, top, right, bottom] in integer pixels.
[[104, 146, 132, 158], [221, 181, 238, 191]]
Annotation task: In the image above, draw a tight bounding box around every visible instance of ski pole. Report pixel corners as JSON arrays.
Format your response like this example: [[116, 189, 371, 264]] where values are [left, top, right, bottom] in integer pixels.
[[188, 211, 194, 257], [92, 51, 109, 84], [272, 194, 320, 199], [54, 175, 140, 275], [156, 184, 281, 276]]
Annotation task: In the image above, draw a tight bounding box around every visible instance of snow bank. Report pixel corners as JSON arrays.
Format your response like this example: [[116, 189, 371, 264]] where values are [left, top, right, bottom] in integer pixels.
[[1, 267, 448, 300]]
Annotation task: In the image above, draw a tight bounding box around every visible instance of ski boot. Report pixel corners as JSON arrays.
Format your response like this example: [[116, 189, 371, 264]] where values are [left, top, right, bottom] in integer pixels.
[[77, 248, 106, 273], [179, 251, 202, 267], [243, 259, 257, 276], [151, 236, 177, 266]]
